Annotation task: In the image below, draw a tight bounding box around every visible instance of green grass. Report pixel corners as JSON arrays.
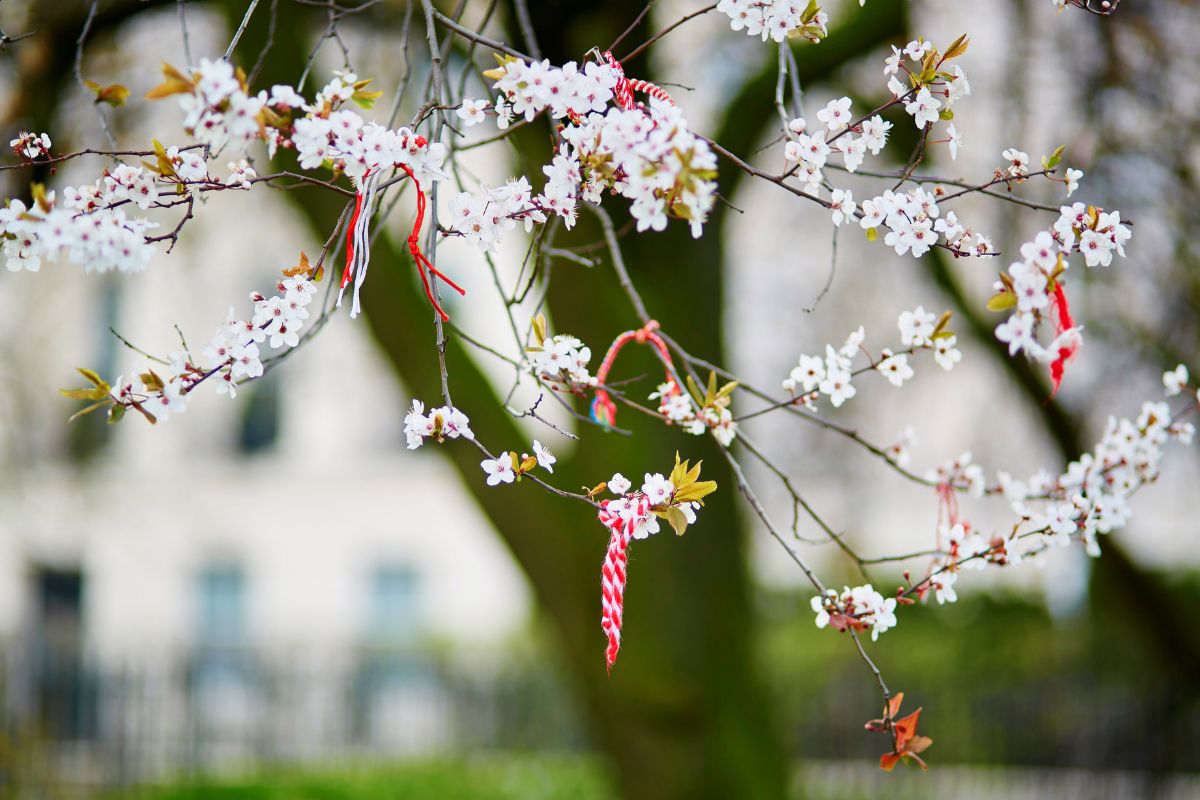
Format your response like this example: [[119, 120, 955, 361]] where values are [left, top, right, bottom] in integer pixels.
[[108, 753, 618, 800]]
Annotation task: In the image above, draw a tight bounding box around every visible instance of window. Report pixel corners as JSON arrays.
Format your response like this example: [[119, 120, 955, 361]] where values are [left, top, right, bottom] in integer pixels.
[[367, 565, 421, 644], [197, 564, 246, 647]]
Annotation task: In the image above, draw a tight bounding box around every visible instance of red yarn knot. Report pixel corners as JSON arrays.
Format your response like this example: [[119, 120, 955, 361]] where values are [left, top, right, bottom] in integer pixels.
[[633, 319, 660, 343]]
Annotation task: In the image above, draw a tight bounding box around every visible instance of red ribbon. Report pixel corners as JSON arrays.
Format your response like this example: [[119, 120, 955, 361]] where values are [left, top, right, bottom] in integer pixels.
[[340, 186, 368, 291], [1048, 282, 1077, 397], [400, 163, 465, 322]]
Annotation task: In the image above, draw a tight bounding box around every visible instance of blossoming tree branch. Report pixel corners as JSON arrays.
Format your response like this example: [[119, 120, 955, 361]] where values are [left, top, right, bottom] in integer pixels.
[[5, 0, 1191, 771]]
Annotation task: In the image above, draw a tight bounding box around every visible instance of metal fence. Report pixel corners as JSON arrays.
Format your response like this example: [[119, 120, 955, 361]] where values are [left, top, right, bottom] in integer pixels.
[[3, 643, 1198, 797]]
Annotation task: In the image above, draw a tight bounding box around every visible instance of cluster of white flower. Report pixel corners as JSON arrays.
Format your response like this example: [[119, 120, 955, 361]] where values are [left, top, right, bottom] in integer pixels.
[[491, 58, 618, 122], [916, 377, 1195, 611], [487, 58, 717, 240], [9, 131, 51, 159], [480, 440, 558, 486], [648, 380, 737, 446], [782, 317, 960, 410], [779, 35, 970, 209], [176, 58, 265, 150], [924, 451, 987, 496], [869, 187, 990, 257], [598, 471, 700, 538], [716, 0, 830, 43], [783, 327, 866, 408], [806, 368, 1194, 624], [1012, 399, 1190, 554], [811, 584, 899, 641], [290, 108, 447, 183], [404, 400, 474, 450], [992, 204, 1131, 364], [526, 332, 596, 389], [563, 100, 717, 237], [163, 61, 448, 185], [885, 39, 971, 128], [1, 174, 159, 274], [783, 104, 891, 189], [896, 306, 963, 370], [103, 273, 317, 422], [447, 160, 577, 247]]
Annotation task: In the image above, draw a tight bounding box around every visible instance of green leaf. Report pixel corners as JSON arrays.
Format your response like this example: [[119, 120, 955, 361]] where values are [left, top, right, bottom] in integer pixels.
[[152, 138, 176, 178], [666, 506, 689, 536], [986, 291, 1017, 312], [107, 404, 126, 425], [669, 452, 688, 487], [350, 89, 383, 110], [76, 367, 104, 386], [1043, 144, 1066, 170], [85, 80, 130, 107], [140, 370, 164, 392], [68, 399, 110, 423], [532, 313, 547, 346], [943, 33, 970, 61], [674, 480, 717, 503]]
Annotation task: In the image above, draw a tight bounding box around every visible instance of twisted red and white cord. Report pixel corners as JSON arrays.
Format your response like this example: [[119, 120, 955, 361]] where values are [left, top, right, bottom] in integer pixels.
[[598, 492, 652, 672], [601, 51, 676, 111]]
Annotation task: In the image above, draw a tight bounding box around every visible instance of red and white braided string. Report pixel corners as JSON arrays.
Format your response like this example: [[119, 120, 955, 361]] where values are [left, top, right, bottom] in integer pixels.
[[598, 493, 651, 672], [602, 51, 675, 111], [626, 78, 675, 106]]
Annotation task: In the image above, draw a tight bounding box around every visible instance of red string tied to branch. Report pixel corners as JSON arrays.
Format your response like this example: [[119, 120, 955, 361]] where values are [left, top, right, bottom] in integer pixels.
[[338, 135, 466, 322], [589, 320, 676, 427], [399, 163, 466, 322]]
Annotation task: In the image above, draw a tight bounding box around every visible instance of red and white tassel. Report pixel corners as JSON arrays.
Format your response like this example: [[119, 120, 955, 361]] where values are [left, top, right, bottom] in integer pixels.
[[338, 169, 382, 319], [598, 493, 651, 672]]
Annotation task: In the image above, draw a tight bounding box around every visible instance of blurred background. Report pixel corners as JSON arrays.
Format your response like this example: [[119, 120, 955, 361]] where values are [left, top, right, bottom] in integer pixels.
[[1, 0, 1198, 798]]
